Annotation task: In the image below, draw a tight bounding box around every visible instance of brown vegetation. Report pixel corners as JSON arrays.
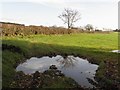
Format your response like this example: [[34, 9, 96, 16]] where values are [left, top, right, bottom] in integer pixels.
[[1, 22, 111, 36], [1, 22, 82, 36]]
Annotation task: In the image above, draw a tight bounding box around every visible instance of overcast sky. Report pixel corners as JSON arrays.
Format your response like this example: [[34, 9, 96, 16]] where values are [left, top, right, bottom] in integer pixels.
[[0, 0, 119, 29]]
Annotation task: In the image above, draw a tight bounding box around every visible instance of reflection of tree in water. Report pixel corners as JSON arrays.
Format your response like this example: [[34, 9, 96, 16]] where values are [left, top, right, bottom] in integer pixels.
[[56, 56, 78, 68]]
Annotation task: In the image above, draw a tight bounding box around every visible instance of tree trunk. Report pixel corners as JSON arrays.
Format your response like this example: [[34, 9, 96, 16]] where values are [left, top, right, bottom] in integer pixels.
[[67, 13, 70, 29]]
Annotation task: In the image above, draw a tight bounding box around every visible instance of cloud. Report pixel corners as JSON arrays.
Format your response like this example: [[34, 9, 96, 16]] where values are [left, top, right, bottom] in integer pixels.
[[1, 0, 118, 10], [0, 0, 118, 29], [0, 0, 25, 2], [27, 0, 119, 3], [1, 0, 119, 3]]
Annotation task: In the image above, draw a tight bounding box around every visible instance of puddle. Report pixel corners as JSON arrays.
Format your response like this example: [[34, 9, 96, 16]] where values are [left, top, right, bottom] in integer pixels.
[[111, 50, 120, 53], [16, 55, 99, 88]]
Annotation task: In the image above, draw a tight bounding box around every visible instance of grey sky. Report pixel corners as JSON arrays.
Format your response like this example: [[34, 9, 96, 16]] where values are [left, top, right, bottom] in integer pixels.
[[0, 0, 119, 29]]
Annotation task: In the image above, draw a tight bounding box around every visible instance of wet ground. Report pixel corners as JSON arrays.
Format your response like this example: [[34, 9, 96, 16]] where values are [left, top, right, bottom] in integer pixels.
[[16, 55, 99, 88]]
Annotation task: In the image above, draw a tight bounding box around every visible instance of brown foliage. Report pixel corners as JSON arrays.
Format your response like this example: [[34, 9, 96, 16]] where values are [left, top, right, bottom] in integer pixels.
[[1, 22, 111, 36], [1, 22, 82, 36]]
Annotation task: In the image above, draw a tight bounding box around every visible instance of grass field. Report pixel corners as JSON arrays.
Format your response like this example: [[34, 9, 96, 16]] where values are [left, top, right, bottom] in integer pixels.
[[3, 32, 118, 50], [2, 32, 119, 88]]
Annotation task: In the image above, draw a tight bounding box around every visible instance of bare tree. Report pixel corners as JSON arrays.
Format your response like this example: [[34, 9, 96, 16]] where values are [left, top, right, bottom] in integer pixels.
[[85, 24, 94, 31], [58, 8, 81, 29]]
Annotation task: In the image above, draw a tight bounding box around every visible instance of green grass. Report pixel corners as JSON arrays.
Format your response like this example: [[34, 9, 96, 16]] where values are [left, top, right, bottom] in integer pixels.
[[2, 32, 119, 88], [2, 51, 23, 87], [2, 32, 118, 64], [3, 32, 118, 50]]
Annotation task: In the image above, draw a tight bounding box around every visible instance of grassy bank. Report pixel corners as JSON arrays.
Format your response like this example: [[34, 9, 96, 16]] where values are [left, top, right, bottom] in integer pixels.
[[2, 32, 119, 89]]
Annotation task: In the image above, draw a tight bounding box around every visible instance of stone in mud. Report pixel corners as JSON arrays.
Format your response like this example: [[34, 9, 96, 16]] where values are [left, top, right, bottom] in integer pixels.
[[55, 70, 64, 76], [33, 71, 40, 77], [49, 65, 57, 69], [55, 72, 64, 76], [14, 71, 25, 80]]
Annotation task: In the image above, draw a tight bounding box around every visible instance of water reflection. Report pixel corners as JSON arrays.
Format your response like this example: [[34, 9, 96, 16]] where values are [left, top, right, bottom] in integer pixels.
[[111, 50, 120, 53], [16, 55, 98, 88], [56, 56, 78, 68]]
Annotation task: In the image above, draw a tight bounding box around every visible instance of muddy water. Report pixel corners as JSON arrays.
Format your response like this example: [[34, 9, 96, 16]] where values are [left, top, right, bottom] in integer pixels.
[[16, 55, 98, 88]]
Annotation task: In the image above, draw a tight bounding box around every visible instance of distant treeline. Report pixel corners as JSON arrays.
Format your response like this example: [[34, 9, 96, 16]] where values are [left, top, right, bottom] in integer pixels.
[[0, 22, 111, 36], [113, 29, 120, 32]]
